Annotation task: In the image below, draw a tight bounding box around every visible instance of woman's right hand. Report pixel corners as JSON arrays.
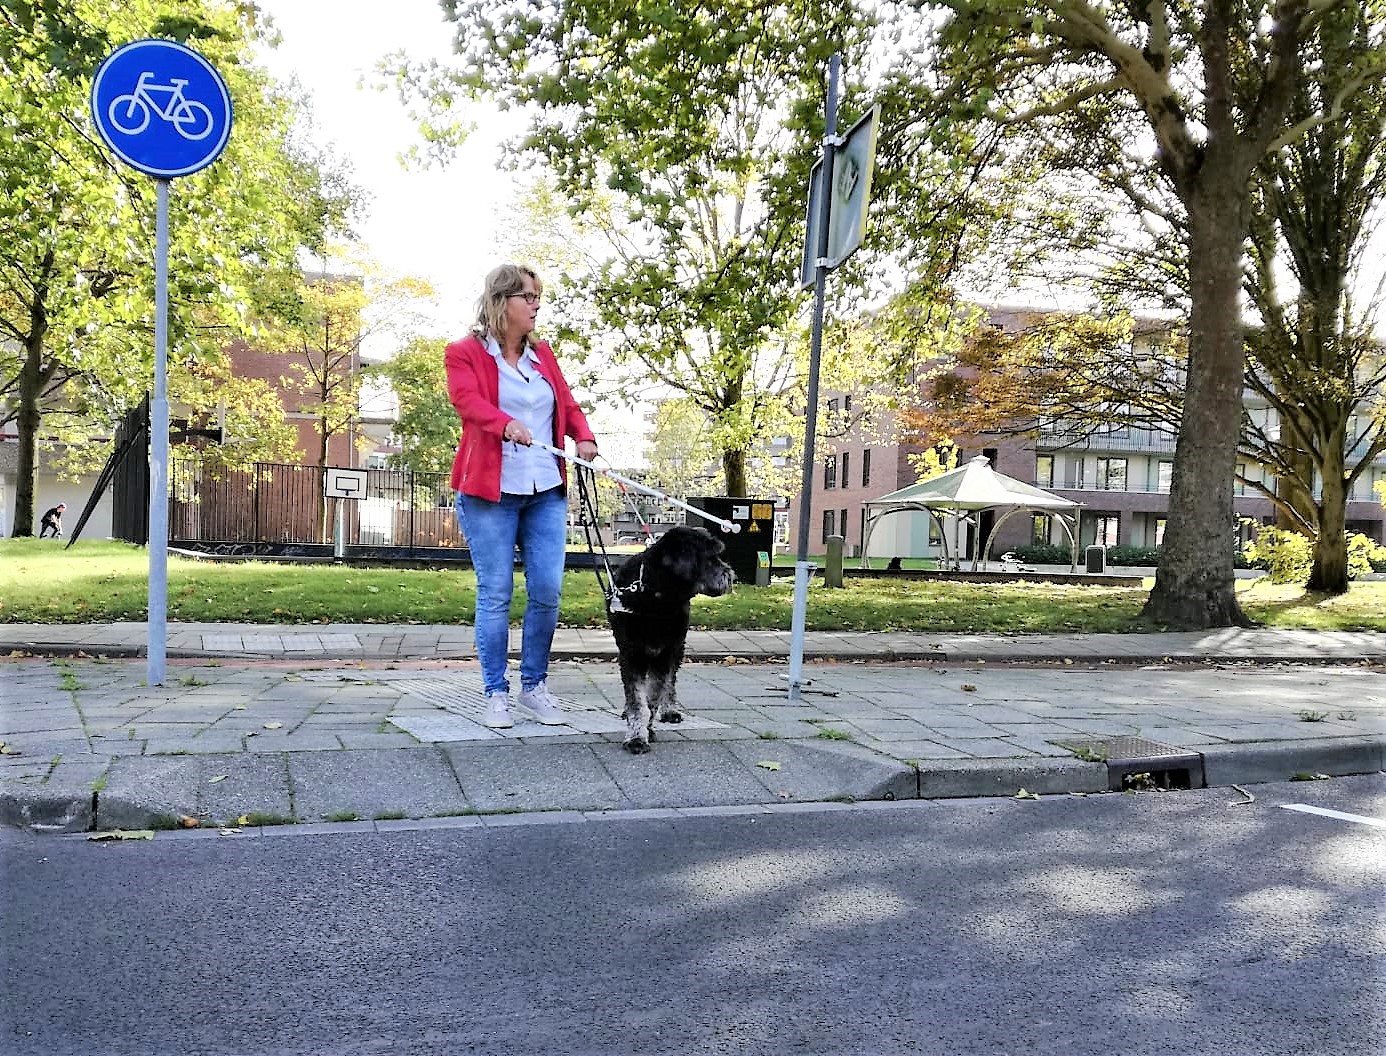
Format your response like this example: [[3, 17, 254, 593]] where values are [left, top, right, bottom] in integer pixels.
[[503, 419, 533, 446]]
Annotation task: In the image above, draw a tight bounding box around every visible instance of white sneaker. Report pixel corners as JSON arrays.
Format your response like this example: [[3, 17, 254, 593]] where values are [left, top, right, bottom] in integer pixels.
[[520, 682, 566, 725], [481, 691, 514, 729]]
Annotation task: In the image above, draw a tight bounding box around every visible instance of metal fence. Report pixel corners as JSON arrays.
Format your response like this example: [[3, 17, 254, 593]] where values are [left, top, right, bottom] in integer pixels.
[[169, 460, 463, 550]]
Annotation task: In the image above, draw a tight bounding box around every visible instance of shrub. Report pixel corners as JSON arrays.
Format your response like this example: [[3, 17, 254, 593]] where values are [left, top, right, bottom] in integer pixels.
[[1241, 527, 1312, 583], [1106, 545, 1161, 567], [1242, 527, 1386, 583], [1011, 543, 1073, 565], [1347, 533, 1386, 576]]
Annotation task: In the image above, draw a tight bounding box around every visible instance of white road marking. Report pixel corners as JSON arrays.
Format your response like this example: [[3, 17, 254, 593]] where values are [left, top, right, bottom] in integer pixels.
[[1281, 804, 1386, 829]]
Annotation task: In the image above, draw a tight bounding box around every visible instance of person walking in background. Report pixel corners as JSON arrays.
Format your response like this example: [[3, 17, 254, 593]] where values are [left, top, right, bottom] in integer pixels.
[[446, 264, 599, 729], [39, 502, 66, 538]]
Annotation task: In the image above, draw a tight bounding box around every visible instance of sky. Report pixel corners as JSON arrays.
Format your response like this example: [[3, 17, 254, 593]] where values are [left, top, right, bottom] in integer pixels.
[[255, 0, 503, 335], [253, 0, 648, 461]]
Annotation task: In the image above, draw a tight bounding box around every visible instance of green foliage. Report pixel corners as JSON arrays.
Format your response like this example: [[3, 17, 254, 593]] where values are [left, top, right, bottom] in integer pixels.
[[1011, 543, 1070, 565], [1242, 527, 1314, 584], [0, 0, 358, 533], [1348, 532, 1386, 575], [1105, 546, 1162, 567], [389, 0, 876, 495], [1243, 527, 1386, 583], [367, 335, 456, 476]]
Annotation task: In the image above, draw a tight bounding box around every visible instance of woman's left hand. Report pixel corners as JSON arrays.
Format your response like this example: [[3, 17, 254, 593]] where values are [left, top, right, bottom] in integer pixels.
[[576, 440, 599, 462]]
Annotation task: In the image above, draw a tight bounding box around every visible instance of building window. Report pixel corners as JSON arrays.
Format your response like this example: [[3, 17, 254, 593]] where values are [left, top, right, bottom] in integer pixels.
[[841, 451, 850, 489], [1092, 514, 1120, 546], [1035, 455, 1054, 488], [1096, 457, 1127, 491], [862, 448, 871, 487], [1154, 518, 1167, 546], [1032, 514, 1052, 544], [843, 394, 852, 413], [822, 508, 835, 542], [840, 508, 848, 544], [824, 455, 837, 489], [1235, 462, 1247, 496], [827, 398, 839, 416], [1157, 460, 1173, 493]]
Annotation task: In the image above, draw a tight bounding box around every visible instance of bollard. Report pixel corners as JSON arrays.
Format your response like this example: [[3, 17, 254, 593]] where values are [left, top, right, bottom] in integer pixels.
[[824, 535, 844, 588], [755, 551, 771, 587]]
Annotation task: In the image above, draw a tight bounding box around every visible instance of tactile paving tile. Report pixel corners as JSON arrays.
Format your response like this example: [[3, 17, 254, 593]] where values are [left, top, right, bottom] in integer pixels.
[[297, 671, 724, 741]]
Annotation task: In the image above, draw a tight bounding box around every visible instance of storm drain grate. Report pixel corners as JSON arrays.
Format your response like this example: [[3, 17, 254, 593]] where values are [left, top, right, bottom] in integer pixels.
[[1050, 735, 1204, 792]]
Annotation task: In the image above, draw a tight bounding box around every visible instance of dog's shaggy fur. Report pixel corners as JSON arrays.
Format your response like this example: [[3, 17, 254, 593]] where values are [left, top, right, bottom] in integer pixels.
[[607, 525, 735, 753]]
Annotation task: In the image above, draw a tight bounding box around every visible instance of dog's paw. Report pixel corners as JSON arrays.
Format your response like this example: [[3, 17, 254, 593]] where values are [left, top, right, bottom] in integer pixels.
[[657, 709, 684, 724], [622, 736, 651, 755]]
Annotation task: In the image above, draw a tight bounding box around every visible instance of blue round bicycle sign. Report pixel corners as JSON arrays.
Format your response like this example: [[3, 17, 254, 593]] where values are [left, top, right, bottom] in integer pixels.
[[90, 39, 232, 178]]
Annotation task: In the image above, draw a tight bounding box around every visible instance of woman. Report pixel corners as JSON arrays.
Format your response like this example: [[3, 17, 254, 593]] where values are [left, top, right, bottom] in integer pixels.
[[446, 264, 599, 729]]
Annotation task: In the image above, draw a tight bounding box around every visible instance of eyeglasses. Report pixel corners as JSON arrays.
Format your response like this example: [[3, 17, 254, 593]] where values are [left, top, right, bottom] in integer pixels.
[[507, 292, 541, 305]]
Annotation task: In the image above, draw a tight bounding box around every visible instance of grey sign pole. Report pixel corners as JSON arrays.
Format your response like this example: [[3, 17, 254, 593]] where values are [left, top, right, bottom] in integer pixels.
[[787, 53, 840, 703], [148, 179, 170, 686], [90, 39, 233, 687]]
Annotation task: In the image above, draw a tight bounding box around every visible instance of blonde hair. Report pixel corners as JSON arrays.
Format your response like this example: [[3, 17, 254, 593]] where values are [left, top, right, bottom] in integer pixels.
[[472, 263, 543, 342]]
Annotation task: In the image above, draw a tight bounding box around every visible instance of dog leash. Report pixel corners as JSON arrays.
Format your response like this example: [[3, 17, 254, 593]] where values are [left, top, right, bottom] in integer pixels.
[[536, 441, 739, 615], [534, 442, 740, 534]]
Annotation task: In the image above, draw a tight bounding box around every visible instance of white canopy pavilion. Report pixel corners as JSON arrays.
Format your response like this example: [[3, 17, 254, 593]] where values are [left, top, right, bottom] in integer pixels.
[[861, 456, 1082, 570]]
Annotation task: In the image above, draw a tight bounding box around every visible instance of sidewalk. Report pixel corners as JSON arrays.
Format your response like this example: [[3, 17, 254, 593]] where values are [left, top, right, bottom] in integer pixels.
[[1, 623, 1383, 835]]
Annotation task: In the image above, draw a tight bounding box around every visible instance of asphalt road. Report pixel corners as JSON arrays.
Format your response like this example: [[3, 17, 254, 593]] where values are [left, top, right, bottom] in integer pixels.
[[3, 777, 1382, 1056]]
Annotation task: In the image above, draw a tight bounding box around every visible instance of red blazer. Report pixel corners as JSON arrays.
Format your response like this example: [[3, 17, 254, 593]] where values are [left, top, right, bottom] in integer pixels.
[[445, 333, 596, 501]]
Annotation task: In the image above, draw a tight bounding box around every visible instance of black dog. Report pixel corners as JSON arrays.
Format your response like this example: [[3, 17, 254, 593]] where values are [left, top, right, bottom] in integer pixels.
[[607, 525, 735, 753]]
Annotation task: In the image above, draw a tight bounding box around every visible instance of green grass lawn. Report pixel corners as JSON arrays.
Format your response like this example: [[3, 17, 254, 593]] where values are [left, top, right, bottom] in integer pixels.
[[2, 538, 1384, 632]]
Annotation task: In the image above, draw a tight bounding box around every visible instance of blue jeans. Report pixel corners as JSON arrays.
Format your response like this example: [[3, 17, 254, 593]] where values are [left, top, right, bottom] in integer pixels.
[[456, 487, 568, 695]]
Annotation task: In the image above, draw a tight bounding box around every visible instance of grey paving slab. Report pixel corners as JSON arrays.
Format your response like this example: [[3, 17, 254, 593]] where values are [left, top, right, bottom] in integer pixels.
[[195, 754, 294, 825], [288, 747, 467, 821], [723, 739, 917, 802], [444, 743, 631, 812], [594, 741, 781, 808]]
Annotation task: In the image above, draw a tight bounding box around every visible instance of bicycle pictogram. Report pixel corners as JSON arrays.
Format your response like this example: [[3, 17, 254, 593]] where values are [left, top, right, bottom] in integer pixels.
[[108, 70, 214, 141]]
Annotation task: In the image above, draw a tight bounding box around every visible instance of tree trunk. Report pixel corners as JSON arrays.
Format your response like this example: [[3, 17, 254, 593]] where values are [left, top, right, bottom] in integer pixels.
[[1306, 445, 1349, 594], [1142, 182, 1253, 629], [12, 256, 53, 538], [13, 335, 43, 537], [1274, 443, 1317, 531], [722, 447, 747, 497]]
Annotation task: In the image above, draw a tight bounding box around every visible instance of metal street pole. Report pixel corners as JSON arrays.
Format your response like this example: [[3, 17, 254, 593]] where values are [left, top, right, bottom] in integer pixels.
[[148, 179, 169, 686], [787, 53, 840, 703]]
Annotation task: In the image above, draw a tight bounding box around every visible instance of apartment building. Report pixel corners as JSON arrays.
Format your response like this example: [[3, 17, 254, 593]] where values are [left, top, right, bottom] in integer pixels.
[[786, 308, 1386, 561]]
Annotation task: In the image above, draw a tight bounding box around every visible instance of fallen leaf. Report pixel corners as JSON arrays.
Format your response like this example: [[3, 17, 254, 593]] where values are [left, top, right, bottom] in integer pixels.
[[961, 684, 977, 692], [262, 722, 283, 730], [1062, 658, 1074, 665], [178, 815, 200, 829], [236, 814, 251, 826], [87, 829, 155, 841], [756, 760, 781, 771], [207, 774, 227, 784], [0, 742, 19, 756], [1014, 788, 1040, 801]]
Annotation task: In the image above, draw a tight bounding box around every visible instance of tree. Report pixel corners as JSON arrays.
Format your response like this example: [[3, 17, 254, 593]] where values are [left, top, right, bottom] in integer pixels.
[[258, 256, 434, 472], [0, 0, 354, 535], [389, 0, 874, 497], [907, 1, 1384, 628], [367, 335, 457, 477], [1240, 4, 1386, 593]]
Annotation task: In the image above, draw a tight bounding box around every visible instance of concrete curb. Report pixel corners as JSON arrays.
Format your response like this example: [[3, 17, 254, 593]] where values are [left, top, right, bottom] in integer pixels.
[[8, 739, 1380, 836], [1199, 736, 1386, 787]]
